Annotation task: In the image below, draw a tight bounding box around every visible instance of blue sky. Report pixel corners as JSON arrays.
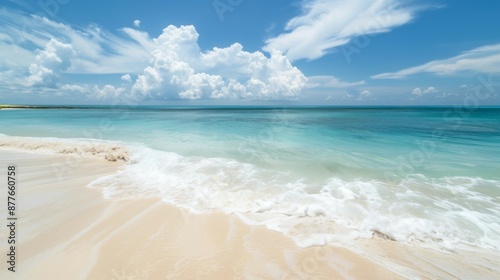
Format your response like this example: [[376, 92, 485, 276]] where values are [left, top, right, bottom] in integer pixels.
[[1, 0, 499, 105]]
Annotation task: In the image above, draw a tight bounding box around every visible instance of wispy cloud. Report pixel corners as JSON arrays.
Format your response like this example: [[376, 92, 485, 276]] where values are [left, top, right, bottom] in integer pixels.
[[263, 0, 425, 61], [0, 9, 153, 74], [307, 75, 365, 88], [372, 44, 500, 79]]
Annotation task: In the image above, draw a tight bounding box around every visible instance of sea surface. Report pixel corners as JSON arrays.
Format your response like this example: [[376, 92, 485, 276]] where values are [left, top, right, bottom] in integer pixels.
[[1, 106, 499, 251]]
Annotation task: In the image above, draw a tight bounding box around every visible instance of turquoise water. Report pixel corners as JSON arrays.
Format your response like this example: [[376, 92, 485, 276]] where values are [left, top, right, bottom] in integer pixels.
[[1, 107, 499, 249]]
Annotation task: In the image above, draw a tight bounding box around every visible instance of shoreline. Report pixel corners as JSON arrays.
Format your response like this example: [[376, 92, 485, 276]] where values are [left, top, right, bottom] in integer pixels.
[[0, 149, 402, 279], [1, 148, 499, 279]]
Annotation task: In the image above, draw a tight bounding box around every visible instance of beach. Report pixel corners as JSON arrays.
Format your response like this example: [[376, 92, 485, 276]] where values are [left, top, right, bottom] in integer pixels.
[[1, 107, 500, 279], [0, 149, 398, 279], [1, 148, 499, 279], [1, 0, 499, 277]]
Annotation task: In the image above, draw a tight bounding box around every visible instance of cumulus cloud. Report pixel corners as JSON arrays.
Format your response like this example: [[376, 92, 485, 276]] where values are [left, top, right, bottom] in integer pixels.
[[91, 85, 126, 99], [0, 9, 307, 101], [412, 86, 437, 96], [307, 76, 365, 88], [27, 39, 75, 87], [133, 20, 141, 28], [372, 44, 500, 79], [131, 25, 307, 100], [264, 0, 424, 61], [121, 74, 132, 82]]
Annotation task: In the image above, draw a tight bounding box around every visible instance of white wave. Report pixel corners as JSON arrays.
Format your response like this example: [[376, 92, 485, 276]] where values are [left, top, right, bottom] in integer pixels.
[[87, 143, 500, 251], [2, 134, 499, 251]]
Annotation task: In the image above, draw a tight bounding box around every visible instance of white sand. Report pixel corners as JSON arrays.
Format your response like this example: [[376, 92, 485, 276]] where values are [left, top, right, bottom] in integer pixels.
[[0, 149, 498, 279]]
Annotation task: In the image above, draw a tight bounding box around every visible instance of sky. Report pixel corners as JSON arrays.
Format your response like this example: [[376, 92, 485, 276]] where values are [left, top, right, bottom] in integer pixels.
[[1, 0, 499, 106]]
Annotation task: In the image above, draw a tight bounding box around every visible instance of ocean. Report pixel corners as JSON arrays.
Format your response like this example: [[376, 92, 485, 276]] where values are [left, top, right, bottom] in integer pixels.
[[1, 106, 499, 251]]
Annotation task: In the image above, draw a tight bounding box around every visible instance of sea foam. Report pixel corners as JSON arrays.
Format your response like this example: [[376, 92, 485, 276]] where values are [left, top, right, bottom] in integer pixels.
[[88, 141, 500, 251], [2, 134, 499, 251], [0, 134, 129, 162]]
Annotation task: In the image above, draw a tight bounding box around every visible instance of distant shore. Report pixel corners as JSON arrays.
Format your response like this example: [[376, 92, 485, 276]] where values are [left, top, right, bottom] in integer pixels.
[[2, 104, 500, 110], [0, 105, 86, 110], [0, 105, 32, 109]]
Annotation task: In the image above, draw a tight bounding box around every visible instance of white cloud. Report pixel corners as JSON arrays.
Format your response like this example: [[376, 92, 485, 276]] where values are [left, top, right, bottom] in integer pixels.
[[343, 92, 354, 99], [91, 85, 126, 99], [58, 84, 126, 100], [357, 90, 373, 101], [27, 39, 75, 87], [133, 20, 141, 28], [0, 9, 307, 101], [264, 0, 423, 61], [307, 75, 365, 88], [131, 25, 307, 100], [60, 84, 87, 93], [0, 9, 153, 74], [121, 74, 132, 82], [412, 86, 437, 96], [372, 44, 500, 79]]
